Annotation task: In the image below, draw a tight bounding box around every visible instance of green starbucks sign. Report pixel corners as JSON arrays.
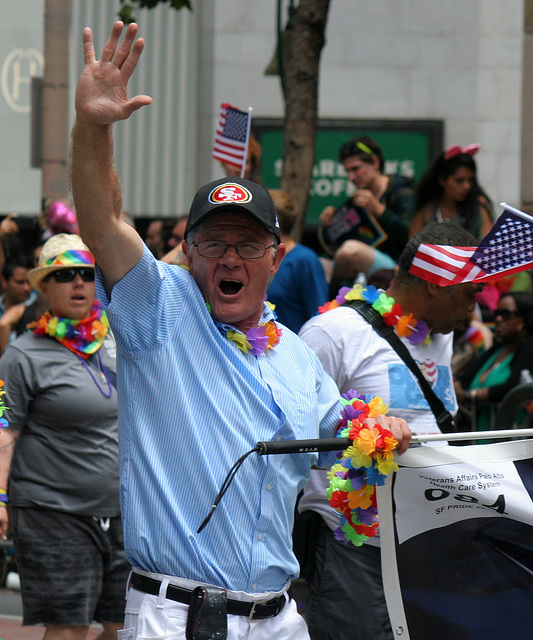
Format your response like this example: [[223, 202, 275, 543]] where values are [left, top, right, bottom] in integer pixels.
[[254, 118, 443, 223]]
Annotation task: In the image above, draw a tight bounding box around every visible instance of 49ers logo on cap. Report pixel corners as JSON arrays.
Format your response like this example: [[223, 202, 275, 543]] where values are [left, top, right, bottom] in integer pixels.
[[208, 182, 252, 205]]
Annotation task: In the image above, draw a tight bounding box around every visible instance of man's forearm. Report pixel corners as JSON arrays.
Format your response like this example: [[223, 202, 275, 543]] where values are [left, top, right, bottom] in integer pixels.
[[71, 117, 122, 250], [71, 117, 144, 292]]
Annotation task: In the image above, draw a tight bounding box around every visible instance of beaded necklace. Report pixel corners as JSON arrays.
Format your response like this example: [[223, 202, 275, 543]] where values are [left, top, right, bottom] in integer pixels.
[[76, 352, 113, 398], [319, 284, 431, 345]]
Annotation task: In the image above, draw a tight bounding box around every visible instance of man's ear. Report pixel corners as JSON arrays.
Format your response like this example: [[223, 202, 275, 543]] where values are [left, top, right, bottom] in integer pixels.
[[269, 243, 286, 277], [39, 279, 49, 297], [182, 241, 193, 271], [426, 281, 442, 297]]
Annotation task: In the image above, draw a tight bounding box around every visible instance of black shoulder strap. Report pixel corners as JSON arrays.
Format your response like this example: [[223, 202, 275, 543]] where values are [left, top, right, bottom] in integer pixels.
[[346, 300, 456, 434]]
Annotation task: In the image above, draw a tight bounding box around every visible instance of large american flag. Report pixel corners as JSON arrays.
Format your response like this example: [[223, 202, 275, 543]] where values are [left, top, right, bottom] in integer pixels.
[[409, 203, 533, 285], [212, 103, 251, 174]]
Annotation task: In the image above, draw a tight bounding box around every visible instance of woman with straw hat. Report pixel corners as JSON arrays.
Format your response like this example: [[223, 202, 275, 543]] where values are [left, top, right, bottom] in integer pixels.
[[0, 234, 129, 639]]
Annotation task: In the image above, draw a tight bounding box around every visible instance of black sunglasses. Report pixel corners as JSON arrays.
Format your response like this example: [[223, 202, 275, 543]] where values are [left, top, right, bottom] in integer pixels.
[[44, 268, 95, 283], [495, 309, 520, 322]]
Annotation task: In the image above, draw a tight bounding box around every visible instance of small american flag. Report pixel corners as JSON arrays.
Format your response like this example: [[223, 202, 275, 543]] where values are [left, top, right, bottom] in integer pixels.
[[212, 103, 251, 175], [409, 203, 533, 286]]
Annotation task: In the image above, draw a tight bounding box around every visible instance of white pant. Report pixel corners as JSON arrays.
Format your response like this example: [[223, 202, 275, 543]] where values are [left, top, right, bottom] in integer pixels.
[[118, 570, 310, 640]]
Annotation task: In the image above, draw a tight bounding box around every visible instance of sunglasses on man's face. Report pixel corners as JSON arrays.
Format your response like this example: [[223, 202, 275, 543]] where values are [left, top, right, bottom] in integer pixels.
[[44, 268, 95, 283]]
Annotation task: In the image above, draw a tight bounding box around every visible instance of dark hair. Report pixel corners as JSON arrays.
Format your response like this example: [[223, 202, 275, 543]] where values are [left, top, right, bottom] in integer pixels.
[[414, 151, 492, 230], [338, 136, 385, 173], [268, 189, 297, 236], [498, 291, 533, 336], [2, 256, 31, 280], [396, 222, 477, 287]]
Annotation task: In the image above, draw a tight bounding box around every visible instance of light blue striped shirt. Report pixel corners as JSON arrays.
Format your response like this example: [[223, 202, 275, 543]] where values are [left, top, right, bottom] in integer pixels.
[[96, 246, 340, 592]]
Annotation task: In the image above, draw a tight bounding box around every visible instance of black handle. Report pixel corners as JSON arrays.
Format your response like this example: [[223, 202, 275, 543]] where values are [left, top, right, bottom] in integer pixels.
[[256, 438, 352, 455]]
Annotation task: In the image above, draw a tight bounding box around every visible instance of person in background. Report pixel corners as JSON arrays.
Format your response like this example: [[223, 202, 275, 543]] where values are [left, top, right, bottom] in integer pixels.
[[318, 136, 415, 296], [455, 291, 533, 430], [220, 132, 262, 183], [160, 215, 189, 266], [70, 22, 411, 640], [0, 258, 33, 316], [165, 214, 189, 253], [409, 143, 493, 240], [267, 189, 329, 333], [0, 233, 129, 639], [144, 218, 173, 259], [0, 258, 39, 353], [0, 215, 21, 288]]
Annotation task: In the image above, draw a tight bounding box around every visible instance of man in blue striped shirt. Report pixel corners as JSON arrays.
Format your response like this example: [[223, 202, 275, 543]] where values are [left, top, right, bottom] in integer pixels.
[[71, 21, 411, 640]]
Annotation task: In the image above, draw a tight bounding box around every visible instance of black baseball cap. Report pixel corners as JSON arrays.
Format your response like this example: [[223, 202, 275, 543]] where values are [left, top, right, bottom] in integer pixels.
[[185, 176, 280, 241]]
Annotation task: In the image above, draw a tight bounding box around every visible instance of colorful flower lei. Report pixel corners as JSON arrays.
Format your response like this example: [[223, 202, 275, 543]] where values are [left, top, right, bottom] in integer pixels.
[[0, 379, 10, 429], [213, 300, 283, 356], [319, 284, 431, 345], [225, 320, 282, 356], [327, 391, 399, 546]]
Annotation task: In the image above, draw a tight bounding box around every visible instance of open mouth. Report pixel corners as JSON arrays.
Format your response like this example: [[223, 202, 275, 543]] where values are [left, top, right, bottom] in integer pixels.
[[219, 280, 243, 296]]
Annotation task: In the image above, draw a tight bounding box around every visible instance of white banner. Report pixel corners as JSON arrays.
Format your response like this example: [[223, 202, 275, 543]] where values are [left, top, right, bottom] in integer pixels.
[[378, 438, 533, 640]]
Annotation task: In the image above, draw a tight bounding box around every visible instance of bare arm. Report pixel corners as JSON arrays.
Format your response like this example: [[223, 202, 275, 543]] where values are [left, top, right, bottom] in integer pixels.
[[0, 430, 18, 540], [71, 22, 152, 295], [0, 305, 25, 356]]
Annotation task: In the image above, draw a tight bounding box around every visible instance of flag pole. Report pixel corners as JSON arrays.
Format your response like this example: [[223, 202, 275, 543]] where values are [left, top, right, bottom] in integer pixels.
[[410, 428, 533, 444], [240, 107, 253, 179], [499, 202, 533, 224]]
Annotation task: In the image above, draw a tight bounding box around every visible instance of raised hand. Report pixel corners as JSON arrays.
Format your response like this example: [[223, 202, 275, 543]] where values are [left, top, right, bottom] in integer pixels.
[[75, 21, 153, 125]]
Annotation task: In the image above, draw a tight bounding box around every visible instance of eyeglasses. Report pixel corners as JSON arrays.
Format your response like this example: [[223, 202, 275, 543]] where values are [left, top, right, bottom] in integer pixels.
[[495, 309, 520, 321], [44, 268, 95, 283], [192, 240, 276, 260]]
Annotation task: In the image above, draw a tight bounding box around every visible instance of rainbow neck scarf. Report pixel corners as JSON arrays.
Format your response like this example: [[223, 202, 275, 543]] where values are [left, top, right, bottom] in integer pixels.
[[29, 299, 109, 359]]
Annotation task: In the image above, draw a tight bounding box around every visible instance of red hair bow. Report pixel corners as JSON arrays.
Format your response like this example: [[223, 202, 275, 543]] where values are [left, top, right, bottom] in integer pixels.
[[444, 143, 481, 161]]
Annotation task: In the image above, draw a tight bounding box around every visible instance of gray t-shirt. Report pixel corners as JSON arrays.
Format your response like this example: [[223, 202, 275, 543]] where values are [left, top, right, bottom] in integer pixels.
[[0, 331, 120, 516]]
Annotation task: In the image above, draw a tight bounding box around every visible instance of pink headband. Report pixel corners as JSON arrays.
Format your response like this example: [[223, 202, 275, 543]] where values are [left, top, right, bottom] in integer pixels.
[[444, 143, 481, 161]]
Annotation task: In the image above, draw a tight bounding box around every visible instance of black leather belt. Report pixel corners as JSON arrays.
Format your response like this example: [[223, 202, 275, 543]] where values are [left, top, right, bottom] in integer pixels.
[[130, 572, 286, 620]]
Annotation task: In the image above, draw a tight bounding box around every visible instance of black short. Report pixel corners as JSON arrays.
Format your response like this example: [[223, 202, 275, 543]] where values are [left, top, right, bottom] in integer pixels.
[[11, 506, 131, 626]]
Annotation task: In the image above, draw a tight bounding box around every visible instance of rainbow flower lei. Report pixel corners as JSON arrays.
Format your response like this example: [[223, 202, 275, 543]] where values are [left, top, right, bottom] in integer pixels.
[[0, 379, 10, 429], [327, 391, 399, 546], [319, 284, 431, 345], [213, 301, 283, 356]]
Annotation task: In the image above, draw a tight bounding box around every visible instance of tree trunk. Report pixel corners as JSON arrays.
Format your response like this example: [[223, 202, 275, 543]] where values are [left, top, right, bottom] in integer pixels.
[[41, 0, 71, 206], [280, 0, 330, 241]]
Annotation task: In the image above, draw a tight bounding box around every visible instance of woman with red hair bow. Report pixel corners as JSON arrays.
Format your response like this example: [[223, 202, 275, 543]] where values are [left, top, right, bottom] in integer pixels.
[[409, 143, 494, 240]]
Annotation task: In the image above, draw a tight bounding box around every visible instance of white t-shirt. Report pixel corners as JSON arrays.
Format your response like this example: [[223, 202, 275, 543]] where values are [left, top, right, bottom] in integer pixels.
[[298, 304, 457, 540]]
